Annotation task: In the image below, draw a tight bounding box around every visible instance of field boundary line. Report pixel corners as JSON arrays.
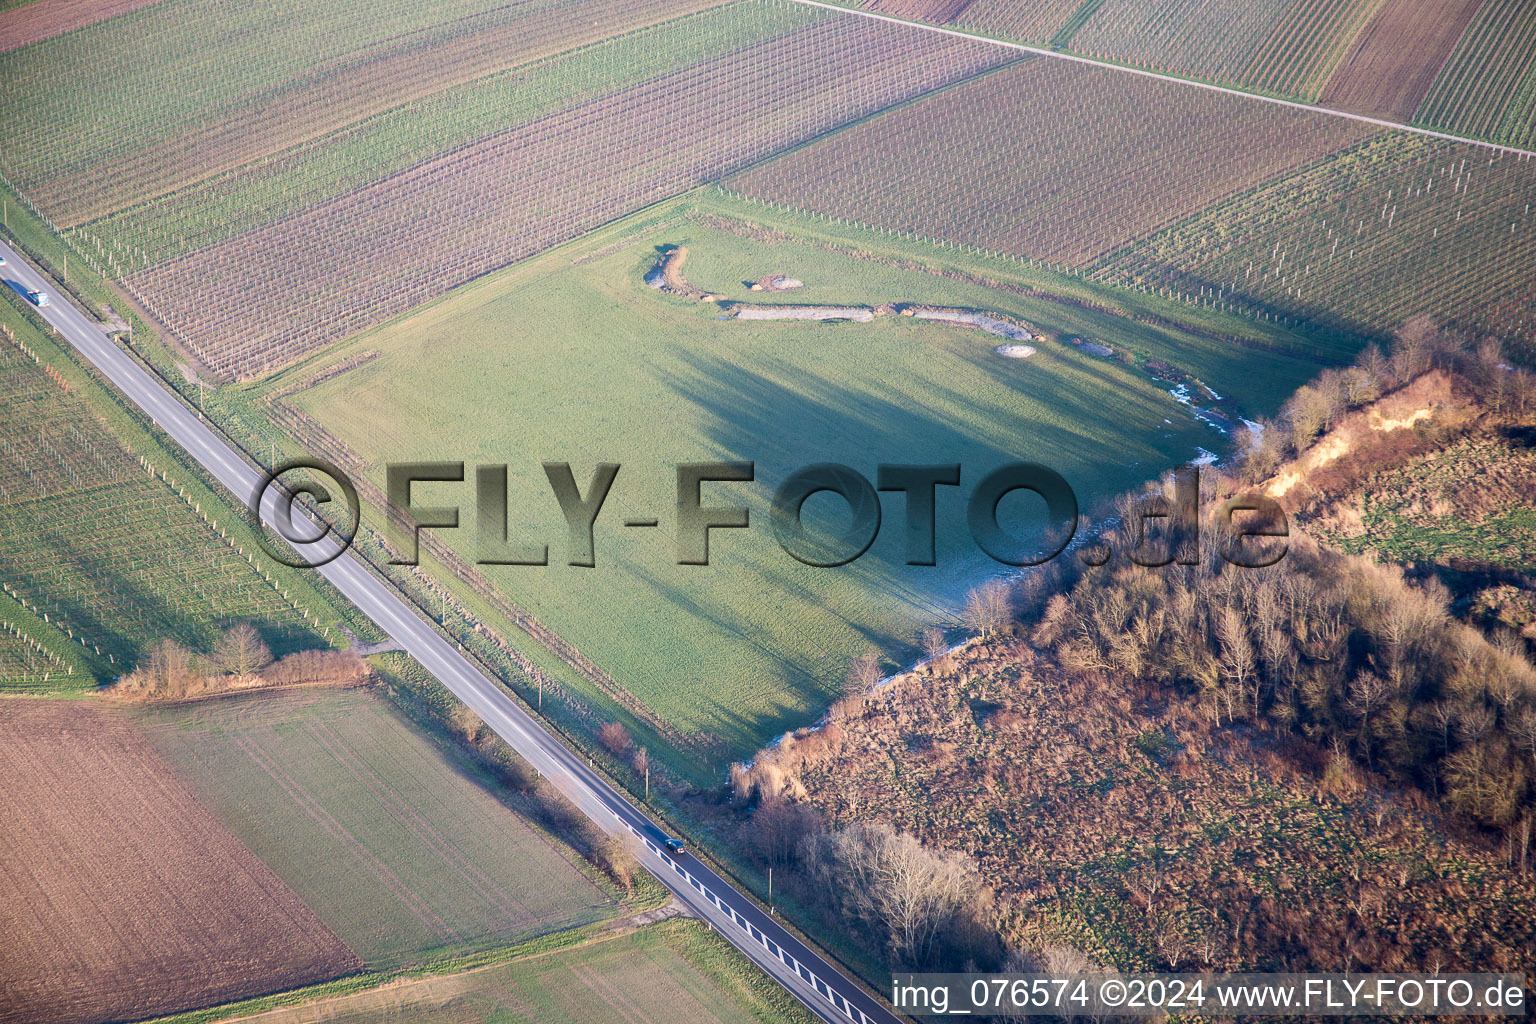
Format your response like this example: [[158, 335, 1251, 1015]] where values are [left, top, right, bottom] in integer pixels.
[[782, 0, 1536, 159]]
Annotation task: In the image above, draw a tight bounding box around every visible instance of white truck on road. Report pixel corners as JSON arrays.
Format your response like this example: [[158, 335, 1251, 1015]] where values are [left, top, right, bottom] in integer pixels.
[[28, 289, 49, 307]]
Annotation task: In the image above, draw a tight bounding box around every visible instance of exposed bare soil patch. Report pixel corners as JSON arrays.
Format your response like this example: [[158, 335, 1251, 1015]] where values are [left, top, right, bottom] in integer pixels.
[[1320, 0, 1485, 119], [645, 246, 725, 302], [0, 700, 359, 1024], [863, 0, 977, 22]]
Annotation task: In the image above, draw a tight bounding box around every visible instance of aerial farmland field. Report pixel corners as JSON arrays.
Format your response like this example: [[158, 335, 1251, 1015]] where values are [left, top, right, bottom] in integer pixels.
[[725, 58, 1373, 267], [1, 0, 1019, 379], [85, 4, 821, 272], [0, 700, 360, 1024], [1316, 0, 1484, 119], [0, 304, 331, 680], [727, 56, 1536, 354], [870, 0, 1536, 140], [947, 0, 1083, 42], [274, 193, 1336, 768], [208, 921, 811, 1024], [1416, 0, 1536, 150], [1096, 134, 1536, 359], [139, 688, 622, 967], [3, 0, 1535, 1019], [0, 0, 161, 53], [1065, 0, 1378, 98], [122, 11, 1010, 379], [0, 0, 719, 222]]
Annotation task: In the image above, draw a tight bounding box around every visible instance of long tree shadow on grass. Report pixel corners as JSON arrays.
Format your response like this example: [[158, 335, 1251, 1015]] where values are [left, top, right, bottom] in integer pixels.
[[639, 343, 1208, 754]]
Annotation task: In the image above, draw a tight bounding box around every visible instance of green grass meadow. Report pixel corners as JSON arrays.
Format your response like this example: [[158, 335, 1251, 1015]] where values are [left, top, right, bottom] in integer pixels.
[[276, 193, 1342, 766], [187, 919, 812, 1024], [139, 689, 620, 967]]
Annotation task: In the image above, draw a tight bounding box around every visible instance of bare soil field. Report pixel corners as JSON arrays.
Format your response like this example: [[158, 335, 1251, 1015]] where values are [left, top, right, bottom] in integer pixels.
[[139, 690, 619, 967], [0, 0, 163, 54], [0, 700, 359, 1024], [1319, 0, 1485, 118], [727, 59, 1372, 267], [863, 0, 976, 22]]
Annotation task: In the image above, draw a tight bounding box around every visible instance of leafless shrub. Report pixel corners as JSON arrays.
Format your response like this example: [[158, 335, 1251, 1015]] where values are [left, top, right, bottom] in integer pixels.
[[449, 703, 483, 745], [848, 650, 882, 695], [598, 721, 631, 756]]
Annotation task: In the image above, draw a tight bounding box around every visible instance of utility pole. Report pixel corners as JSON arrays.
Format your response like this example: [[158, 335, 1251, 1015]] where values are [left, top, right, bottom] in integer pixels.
[[538, 675, 542, 710], [644, 761, 649, 799], [768, 867, 773, 911]]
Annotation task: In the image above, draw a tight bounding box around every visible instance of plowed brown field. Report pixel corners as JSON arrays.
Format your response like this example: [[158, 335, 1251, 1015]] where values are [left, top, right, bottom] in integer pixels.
[[863, 0, 976, 21], [1320, 0, 1485, 118], [0, 700, 359, 1024]]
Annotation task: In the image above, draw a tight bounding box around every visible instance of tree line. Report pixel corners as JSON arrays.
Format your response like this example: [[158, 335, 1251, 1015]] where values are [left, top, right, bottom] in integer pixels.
[[108, 623, 367, 702]]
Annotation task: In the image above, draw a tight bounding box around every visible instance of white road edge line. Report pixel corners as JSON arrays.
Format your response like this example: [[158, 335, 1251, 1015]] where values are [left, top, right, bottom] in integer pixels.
[[785, 0, 1536, 160]]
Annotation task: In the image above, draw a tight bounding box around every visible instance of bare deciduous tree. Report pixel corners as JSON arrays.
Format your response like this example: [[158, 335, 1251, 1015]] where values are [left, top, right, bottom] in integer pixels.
[[213, 623, 271, 677], [921, 626, 948, 670], [751, 797, 820, 868], [964, 580, 1012, 639], [848, 650, 882, 696], [810, 822, 979, 967], [142, 638, 198, 698], [1346, 671, 1392, 765], [1215, 606, 1256, 721]]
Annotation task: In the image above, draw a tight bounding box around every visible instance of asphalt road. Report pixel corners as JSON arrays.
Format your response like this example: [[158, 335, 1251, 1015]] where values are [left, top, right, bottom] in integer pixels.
[[1, 238, 903, 1024]]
